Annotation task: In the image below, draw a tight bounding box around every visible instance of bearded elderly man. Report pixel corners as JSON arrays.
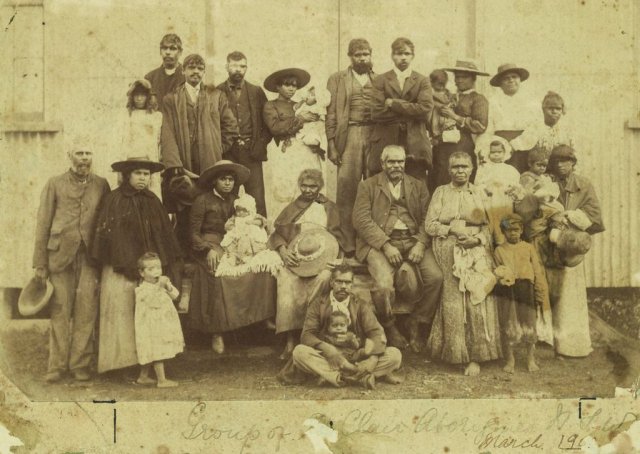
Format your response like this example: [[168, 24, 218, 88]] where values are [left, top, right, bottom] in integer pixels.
[[33, 139, 110, 382], [325, 38, 376, 258], [353, 145, 442, 352], [292, 264, 402, 389]]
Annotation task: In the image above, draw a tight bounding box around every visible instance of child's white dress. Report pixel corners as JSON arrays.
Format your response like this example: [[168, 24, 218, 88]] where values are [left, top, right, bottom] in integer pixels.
[[134, 281, 184, 365]]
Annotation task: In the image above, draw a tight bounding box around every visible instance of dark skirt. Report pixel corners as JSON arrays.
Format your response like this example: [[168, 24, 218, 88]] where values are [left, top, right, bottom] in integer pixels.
[[188, 259, 276, 334]]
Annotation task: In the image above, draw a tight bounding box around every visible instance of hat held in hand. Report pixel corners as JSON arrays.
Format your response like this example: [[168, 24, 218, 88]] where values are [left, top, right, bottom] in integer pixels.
[[394, 262, 424, 304], [18, 277, 53, 316], [287, 226, 339, 277]]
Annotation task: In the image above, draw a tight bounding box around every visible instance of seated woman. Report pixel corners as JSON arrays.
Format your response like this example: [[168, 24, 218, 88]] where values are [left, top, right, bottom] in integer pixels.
[[425, 151, 502, 376], [188, 160, 277, 354], [546, 145, 604, 358], [262, 67, 324, 218], [91, 156, 183, 379], [268, 169, 347, 359]]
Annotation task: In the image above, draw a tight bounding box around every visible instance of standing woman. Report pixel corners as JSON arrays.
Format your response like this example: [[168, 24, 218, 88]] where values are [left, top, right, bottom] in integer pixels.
[[92, 157, 183, 378], [262, 68, 323, 218], [546, 146, 604, 357], [113, 80, 163, 199], [425, 152, 502, 376], [431, 60, 490, 190]]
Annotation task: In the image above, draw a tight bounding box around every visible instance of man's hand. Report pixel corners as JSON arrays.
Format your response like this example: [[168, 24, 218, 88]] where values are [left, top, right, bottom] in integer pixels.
[[327, 140, 341, 166], [296, 111, 320, 123], [34, 266, 48, 285], [407, 241, 425, 264], [279, 246, 299, 267], [206, 249, 221, 273], [382, 242, 403, 267], [384, 98, 395, 109]]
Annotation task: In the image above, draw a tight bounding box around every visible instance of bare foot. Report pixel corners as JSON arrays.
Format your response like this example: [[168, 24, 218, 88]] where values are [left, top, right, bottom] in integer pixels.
[[136, 376, 156, 385], [386, 325, 409, 350], [279, 344, 294, 360], [527, 360, 540, 372], [157, 379, 178, 388], [380, 372, 403, 384], [503, 360, 515, 374], [464, 362, 480, 376]]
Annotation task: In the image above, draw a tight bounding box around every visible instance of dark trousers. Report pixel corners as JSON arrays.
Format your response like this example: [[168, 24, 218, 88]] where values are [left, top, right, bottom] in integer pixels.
[[226, 143, 267, 217], [496, 279, 537, 344]]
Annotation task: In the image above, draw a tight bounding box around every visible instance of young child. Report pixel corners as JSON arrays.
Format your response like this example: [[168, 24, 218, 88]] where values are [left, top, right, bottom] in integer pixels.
[[536, 91, 574, 158], [494, 214, 548, 373], [319, 311, 378, 389], [134, 252, 184, 388], [216, 192, 283, 277], [475, 136, 521, 244], [429, 69, 459, 145], [293, 86, 330, 158]]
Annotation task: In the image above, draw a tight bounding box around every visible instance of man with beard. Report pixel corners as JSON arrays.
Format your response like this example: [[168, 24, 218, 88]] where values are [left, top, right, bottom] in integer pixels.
[[352, 145, 442, 352], [32, 138, 110, 382], [369, 37, 433, 186], [145, 34, 185, 114], [161, 53, 238, 251], [325, 38, 376, 260], [217, 51, 271, 216]]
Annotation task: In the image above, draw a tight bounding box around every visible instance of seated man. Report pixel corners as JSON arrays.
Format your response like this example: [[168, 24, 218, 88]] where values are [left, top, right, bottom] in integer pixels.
[[353, 145, 443, 351], [292, 264, 402, 389]]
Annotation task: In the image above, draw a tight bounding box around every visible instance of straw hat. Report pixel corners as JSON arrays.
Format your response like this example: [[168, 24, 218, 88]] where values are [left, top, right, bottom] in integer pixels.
[[197, 160, 250, 189], [287, 226, 339, 277], [443, 59, 489, 76], [490, 63, 530, 87], [18, 278, 53, 316], [111, 156, 164, 173]]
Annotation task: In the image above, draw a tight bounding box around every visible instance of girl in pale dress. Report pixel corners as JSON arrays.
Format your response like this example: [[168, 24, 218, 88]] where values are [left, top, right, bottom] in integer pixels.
[[262, 68, 325, 219], [135, 252, 184, 387], [111, 80, 163, 199]]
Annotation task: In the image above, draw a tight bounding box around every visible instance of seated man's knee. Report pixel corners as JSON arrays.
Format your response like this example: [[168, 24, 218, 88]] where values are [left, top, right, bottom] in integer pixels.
[[292, 344, 312, 364], [385, 347, 402, 368]]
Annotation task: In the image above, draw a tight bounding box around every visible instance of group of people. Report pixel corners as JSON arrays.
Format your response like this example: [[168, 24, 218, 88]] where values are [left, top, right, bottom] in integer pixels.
[[31, 33, 604, 390]]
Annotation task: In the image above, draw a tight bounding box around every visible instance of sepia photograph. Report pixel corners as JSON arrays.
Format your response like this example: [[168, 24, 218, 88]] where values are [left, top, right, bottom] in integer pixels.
[[0, 0, 639, 452]]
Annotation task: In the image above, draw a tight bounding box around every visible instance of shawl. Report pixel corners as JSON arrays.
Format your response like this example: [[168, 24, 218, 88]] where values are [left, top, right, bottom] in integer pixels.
[[91, 182, 183, 280]]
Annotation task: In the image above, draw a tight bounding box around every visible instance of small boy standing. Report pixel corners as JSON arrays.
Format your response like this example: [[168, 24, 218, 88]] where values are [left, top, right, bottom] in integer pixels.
[[494, 214, 548, 373]]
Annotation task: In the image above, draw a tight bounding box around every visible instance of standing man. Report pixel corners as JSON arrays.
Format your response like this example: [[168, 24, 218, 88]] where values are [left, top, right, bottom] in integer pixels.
[[145, 34, 185, 113], [353, 145, 442, 351], [217, 51, 271, 217], [32, 139, 110, 382], [161, 53, 239, 251], [325, 38, 376, 260], [369, 37, 433, 185]]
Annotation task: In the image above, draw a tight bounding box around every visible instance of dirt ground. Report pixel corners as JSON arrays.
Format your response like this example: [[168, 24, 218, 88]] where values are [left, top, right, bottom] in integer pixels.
[[0, 319, 629, 402]]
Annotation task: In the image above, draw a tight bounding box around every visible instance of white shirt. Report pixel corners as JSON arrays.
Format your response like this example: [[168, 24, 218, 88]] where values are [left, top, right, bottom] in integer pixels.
[[185, 82, 201, 103], [164, 66, 177, 76], [329, 291, 351, 324], [393, 66, 412, 91], [351, 69, 371, 87], [296, 201, 328, 229]]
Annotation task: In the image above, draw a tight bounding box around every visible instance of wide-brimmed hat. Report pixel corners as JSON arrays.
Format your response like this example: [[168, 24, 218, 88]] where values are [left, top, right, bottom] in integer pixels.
[[18, 278, 53, 316], [555, 228, 592, 267], [198, 160, 250, 189], [264, 68, 311, 93], [394, 261, 424, 304], [287, 226, 339, 277], [443, 59, 489, 76], [111, 156, 165, 173], [490, 63, 530, 87], [127, 79, 154, 97]]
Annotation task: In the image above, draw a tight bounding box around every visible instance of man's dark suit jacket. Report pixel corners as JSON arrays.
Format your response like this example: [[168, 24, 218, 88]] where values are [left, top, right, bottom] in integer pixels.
[[369, 70, 434, 174]]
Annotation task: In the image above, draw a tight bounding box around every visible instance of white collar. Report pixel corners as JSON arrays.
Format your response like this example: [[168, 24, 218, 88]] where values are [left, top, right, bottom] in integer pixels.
[[329, 292, 351, 324], [393, 66, 412, 81], [213, 189, 225, 200], [185, 83, 201, 102], [164, 66, 177, 76], [459, 88, 476, 95]]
